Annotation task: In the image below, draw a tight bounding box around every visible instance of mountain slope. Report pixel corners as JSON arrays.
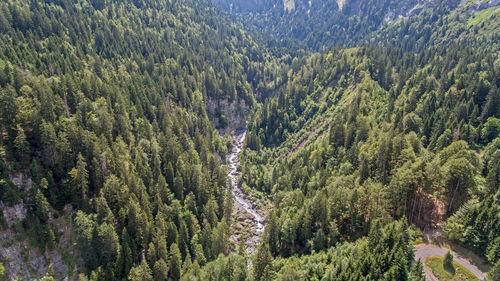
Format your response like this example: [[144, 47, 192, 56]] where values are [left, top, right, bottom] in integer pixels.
[[0, 0, 286, 279], [213, 0, 442, 50], [213, 0, 500, 51], [0, 0, 498, 280], [238, 9, 500, 277]]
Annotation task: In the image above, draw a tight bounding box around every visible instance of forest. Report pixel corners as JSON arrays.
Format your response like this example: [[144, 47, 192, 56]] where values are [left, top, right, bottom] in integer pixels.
[[0, 0, 498, 280]]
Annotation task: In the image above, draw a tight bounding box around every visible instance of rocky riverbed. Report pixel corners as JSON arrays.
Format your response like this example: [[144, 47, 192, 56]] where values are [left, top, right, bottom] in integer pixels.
[[227, 130, 265, 256]]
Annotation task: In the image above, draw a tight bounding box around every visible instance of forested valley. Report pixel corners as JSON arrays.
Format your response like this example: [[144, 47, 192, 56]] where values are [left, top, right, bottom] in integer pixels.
[[0, 0, 498, 280]]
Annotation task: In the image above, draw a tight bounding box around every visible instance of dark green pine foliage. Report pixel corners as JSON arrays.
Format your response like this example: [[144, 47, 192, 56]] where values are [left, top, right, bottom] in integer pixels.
[[0, 0, 286, 279], [237, 4, 499, 279], [214, 0, 462, 51], [0, 0, 498, 280]]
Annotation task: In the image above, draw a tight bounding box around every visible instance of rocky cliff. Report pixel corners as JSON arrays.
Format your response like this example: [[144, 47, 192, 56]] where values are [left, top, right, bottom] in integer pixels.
[[0, 173, 81, 280], [205, 97, 250, 134]]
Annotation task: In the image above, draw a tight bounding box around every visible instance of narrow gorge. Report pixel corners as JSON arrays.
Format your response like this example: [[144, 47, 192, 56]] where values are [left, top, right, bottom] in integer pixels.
[[227, 131, 265, 256]]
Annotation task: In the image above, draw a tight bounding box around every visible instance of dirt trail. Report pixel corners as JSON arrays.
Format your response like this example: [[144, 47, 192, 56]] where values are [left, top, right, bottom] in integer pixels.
[[227, 130, 265, 256]]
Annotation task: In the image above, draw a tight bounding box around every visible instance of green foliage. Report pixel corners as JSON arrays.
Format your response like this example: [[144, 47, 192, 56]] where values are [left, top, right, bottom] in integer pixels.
[[169, 243, 182, 281], [445, 196, 500, 264], [0, 262, 5, 281], [444, 251, 454, 269], [38, 267, 56, 281], [253, 243, 273, 281], [410, 259, 426, 281], [484, 138, 500, 193], [488, 259, 500, 281], [128, 260, 152, 281], [267, 220, 414, 280], [216, 0, 430, 51], [152, 258, 169, 281], [234, 5, 500, 276], [468, 7, 500, 27], [0, 0, 498, 279], [181, 254, 248, 281], [14, 125, 29, 164], [0, 0, 288, 278], [34, 189, 50, 222], [482, 117, 500, 143], [425, 256, 479, 281], [242, 44, 495, 259]]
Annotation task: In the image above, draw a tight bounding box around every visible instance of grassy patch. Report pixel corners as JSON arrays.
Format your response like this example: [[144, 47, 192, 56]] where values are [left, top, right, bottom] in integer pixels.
[[467, 7, 500, 27], [413, 237, 424, 245], [424, 256, 479, 281]]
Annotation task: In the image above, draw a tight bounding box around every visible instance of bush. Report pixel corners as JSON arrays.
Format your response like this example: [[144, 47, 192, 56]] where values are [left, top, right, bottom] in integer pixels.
[[0, 262, 5, 281]]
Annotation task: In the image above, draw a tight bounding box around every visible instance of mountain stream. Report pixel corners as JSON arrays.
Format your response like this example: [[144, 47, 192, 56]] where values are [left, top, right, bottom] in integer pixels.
[[227, 130, 265, 255]]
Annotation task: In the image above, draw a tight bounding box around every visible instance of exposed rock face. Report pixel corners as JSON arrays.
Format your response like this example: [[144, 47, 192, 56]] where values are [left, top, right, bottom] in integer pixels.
[[336, 0, 347, 11], [9, 173, 32, 191], [205, 96, 250, 134], [0, 171, 80, 281], [0, 204, 79, 281], [1, 203, 27, 228], [463, 0, 500, 11], [284, 0, 295, 11]]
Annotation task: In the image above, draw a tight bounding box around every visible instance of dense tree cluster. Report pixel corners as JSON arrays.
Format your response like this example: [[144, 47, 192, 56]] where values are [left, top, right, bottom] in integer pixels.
[[270, 220, 423, 281], [0, 0, 285, 279], [214, 0, 464, 51], [180, 220, 424, 281], [0, 0, 497, 279], [369, 1, 500, 52], [445, 190, 500, 265], [240, 6, 499, 276]]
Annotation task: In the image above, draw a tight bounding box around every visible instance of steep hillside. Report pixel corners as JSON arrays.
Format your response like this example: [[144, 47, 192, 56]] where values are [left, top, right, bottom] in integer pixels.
[[238, 11, 500, 278], [214, 0, 500, 51], [213, 0, 444, 50], [0, 0, 286, 279], [0, 0, 498, 280], [369, 0, 500, 51]]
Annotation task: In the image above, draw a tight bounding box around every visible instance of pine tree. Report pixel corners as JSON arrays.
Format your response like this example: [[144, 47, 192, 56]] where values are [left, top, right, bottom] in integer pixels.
[[253, 242, 272, 281], [444, 251, 453, 269], [14, 125, 29, 163], [34, 189, 50, 222], [238, 236, 246, 257], [95, 222, 119, 264], [118, 229, 133, 279], [487, 260, 500, 281], [0, 85, 17, 137], [153, 258, 169, 281], [409, 259, 425, 281], [173, 176, 184, 201], [69, 153, 89, 206], [169, 243, 182, 281], [182, 253, 193, 275], [128, 259, 153, 281]]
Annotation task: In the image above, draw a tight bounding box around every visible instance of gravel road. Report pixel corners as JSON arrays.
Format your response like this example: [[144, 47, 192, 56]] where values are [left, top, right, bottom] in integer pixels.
[[414, 243, 487, 280]]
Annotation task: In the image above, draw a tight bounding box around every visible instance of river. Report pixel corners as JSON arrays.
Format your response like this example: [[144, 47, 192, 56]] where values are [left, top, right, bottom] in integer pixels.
[[227, 130, 265, 255]]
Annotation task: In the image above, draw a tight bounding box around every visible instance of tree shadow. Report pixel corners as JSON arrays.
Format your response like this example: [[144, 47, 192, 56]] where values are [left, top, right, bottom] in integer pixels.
[[444, 263, 456, 276]]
